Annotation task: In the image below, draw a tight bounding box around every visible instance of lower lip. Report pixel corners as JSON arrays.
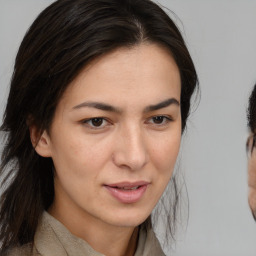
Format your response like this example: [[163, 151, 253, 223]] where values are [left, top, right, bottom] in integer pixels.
[[104, 185, 148, 203]]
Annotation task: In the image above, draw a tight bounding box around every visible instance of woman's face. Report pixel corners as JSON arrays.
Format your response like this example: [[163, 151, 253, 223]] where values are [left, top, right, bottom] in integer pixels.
[[36, 43, 181, 229]]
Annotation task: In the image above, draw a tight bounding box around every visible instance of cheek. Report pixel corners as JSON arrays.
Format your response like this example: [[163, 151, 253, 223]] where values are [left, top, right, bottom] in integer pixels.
[[51, 131, 113, 178], [150, 132, 181, 176], [248, 157, 256, 213], [249, 188, 256, 215], [248, 158, 256, 189]]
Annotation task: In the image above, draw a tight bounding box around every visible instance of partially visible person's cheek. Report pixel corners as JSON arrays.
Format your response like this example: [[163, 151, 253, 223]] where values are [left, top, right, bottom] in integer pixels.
[[248, 154, 256, 218]]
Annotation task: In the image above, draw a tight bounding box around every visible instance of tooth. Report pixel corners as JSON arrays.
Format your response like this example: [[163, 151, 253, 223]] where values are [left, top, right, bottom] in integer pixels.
[[121, 186, 139, 190]]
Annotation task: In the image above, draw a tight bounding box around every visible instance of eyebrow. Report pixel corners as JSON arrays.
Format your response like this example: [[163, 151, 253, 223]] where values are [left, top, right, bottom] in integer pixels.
[[72, 101, 122, 113], [72, 98, 179, 113], [143, 98, 179, 113]]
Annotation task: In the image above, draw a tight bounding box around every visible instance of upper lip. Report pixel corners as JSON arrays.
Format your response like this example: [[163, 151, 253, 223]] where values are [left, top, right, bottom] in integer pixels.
[[105, 181, 150, 188]]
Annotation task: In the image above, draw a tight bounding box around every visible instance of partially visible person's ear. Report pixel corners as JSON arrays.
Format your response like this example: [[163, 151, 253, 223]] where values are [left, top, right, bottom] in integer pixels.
[[29, 125, 52, 157]]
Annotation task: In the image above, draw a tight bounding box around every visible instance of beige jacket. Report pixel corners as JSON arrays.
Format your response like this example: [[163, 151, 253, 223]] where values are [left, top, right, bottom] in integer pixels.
[[5, 212, 165, 256]]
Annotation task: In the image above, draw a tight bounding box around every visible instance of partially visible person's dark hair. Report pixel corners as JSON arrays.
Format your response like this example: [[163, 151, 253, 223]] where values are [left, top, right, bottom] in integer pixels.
[[0, 0, 198, 252], [247, 84, 256, 133], [246, 84, 256, 157]]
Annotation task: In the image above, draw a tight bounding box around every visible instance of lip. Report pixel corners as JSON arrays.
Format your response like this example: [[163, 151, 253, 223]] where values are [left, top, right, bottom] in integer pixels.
[[104, 181, 150, 204]]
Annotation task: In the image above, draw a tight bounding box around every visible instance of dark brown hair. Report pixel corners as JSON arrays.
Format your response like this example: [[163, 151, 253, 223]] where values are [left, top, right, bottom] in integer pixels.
[[248, 84, 256, 133], [0, 0, 198, 252]]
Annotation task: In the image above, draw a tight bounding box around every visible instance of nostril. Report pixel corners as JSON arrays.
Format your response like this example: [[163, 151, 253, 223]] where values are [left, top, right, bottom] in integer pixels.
[[112, 150, 148, 171]]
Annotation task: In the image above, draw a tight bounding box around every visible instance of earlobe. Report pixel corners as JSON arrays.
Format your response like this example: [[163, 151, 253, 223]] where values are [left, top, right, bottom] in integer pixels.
[[29, 126, 52, 157]]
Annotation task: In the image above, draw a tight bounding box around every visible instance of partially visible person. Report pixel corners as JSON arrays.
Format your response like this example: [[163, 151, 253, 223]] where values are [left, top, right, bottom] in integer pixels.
[[247, 84, 256, 220]]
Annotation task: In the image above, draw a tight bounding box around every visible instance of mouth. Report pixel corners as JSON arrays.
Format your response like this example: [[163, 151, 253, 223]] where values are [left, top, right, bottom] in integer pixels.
[[104, 181, 150, 203], [111, 186, 140, 190]]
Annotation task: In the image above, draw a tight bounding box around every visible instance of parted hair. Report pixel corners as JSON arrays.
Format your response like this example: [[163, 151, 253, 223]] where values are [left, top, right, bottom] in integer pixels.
[[0, 0, 198, 252]]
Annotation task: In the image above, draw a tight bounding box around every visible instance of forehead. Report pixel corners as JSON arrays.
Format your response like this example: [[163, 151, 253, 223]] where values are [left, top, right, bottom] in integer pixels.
[[59, 43, 181, 109]]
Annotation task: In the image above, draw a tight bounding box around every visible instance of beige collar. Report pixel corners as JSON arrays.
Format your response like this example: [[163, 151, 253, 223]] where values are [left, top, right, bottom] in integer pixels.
[[34, 211, 165, 256]]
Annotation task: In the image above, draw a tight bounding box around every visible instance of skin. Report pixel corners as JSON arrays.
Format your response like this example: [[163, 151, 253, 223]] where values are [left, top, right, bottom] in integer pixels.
[[32, 43, 181, 256], [247, 134, 256, 219]]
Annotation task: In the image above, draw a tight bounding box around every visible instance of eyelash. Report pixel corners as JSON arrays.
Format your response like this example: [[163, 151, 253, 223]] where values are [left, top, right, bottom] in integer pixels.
[[81, 115, 173, 130]]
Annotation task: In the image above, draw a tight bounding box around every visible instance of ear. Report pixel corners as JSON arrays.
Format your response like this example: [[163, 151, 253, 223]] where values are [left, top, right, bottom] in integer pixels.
[[29, 125, 52, 157]]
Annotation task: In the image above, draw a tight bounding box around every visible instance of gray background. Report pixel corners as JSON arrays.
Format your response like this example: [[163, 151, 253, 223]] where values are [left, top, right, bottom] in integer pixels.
[[0, 0, 256, 255]]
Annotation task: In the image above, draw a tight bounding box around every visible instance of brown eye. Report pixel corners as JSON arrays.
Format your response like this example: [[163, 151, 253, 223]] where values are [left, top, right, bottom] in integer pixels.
[[91, 118, 104, 127], [152, 116, 165, 124], [149, 115, 172, 125], [82, 117, 109, 129], [145, 115, 172, 128]]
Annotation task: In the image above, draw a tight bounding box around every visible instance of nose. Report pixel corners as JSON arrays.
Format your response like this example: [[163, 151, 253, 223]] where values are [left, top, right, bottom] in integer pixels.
[[112, 125, 148, 171]]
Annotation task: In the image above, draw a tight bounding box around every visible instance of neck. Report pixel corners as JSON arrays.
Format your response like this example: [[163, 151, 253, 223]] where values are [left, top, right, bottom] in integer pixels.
[[48, 204, 139, 256]]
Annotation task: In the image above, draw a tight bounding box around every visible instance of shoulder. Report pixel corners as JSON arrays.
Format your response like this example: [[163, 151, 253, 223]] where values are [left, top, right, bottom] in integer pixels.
[[2, 244, 41, 256]]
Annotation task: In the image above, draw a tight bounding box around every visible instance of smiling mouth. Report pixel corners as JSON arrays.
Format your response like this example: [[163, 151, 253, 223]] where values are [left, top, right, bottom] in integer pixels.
[[104, 182, 149, 203]]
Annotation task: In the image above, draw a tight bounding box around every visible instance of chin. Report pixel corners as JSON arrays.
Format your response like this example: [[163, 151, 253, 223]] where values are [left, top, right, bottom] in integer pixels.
[[106, 209, 151, 228]]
